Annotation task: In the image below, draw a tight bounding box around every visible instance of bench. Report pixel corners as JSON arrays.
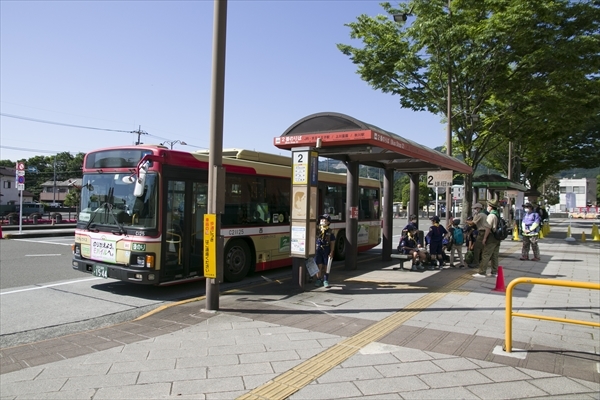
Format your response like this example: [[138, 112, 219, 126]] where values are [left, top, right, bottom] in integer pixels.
[[390, 253, 414, 270]]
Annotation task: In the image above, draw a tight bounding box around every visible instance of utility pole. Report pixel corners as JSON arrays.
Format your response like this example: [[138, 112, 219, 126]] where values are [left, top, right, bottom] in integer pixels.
[[132, 125, 148, 145], [53, 155, 57, 205]]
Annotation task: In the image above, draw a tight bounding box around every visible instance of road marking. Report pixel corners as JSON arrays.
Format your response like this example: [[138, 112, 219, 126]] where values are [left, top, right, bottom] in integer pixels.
[[0, 277, 103, 295], [25, 254, 62, 257], [13, 239, 72, 246]]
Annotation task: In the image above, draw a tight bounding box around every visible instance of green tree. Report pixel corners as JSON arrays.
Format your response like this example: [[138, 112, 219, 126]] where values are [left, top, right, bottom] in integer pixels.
[[541, 176, 560, 206], [337, 0, 599, 214], [0, 153, 84, 200], [401, 181, 431, 209], [394, 173, 409, 202]]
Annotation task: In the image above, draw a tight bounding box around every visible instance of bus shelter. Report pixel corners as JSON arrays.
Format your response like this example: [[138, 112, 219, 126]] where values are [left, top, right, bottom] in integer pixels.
[[274, 112, 472, 271], [473, 174, 528, 225]]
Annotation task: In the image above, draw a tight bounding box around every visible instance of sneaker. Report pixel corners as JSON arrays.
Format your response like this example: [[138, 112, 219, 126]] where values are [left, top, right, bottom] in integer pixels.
[[491, 273, 498, 278], [323, 280, 330, 288], [411, 265, 418, 271], [519, 257, 529, 260], [458, 264, 465, 269], [314, 279, 323, 287], [472, 273, 486, 278], [531, 257, 540, 261]]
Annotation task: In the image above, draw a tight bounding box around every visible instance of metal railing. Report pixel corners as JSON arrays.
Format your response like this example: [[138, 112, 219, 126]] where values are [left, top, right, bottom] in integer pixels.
[[504, 277, 600, 352]]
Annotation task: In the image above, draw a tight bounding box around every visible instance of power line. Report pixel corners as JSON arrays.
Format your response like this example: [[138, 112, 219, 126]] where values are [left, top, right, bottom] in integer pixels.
[[1, 113, 133, 133], [0, 145, 69, 154], [1, 113, 208, 150]]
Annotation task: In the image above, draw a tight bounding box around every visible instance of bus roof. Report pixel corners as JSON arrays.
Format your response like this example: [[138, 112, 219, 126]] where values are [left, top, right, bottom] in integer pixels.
[[195, 148, 290, 167]]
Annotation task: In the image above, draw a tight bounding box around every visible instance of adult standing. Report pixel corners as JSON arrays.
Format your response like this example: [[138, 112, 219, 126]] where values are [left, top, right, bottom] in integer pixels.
[[467, 202, 488, 268], [473, 199, 501, 278], [520, 203, 541, 261], [514, 204, 524, 237]]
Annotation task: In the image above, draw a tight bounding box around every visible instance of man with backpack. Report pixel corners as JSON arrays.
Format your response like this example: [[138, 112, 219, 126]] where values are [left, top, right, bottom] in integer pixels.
[[447, 218, 465, 268], [472, 199, 501, 278]]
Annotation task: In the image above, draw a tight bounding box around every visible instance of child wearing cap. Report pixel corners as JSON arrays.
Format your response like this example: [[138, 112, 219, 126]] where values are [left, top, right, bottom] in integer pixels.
[[398, 226, 426, 271], [425, 215, 448, 269], [314, 214, 335, 288]]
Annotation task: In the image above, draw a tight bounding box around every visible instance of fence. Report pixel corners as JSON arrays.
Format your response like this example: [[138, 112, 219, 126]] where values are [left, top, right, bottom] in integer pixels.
[[504, 277, 600, 353]]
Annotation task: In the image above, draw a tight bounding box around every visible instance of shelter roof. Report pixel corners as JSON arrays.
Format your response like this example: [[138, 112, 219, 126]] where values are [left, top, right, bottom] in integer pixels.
[[472, 174, 528, 191], [273, 112, 472, 174]]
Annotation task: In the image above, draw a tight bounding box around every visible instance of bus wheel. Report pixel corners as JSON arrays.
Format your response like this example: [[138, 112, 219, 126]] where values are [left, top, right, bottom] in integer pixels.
[[224, 239, 251, 282], [334, 230, 346, 261]]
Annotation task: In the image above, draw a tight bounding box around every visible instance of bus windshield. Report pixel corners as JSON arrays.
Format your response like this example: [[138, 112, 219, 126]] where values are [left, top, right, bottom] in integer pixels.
[[78, 172, 158, 230]]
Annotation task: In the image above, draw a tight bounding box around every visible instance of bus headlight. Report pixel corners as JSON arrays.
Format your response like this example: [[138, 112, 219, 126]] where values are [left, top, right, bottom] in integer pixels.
[[136, 256, 146, 266]]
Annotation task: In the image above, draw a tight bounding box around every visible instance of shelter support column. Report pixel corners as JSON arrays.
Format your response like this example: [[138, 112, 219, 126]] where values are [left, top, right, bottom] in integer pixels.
[[410, 173, 419, 221], [344, 161, 359, 270], [382, 168, 394, 260]]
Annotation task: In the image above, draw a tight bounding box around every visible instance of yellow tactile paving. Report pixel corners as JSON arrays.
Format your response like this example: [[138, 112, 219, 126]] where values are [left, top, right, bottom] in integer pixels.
[[237, 271, 475, 400]]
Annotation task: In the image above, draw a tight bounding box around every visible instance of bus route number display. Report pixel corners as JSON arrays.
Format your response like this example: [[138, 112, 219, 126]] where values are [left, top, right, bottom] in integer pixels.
[[203, 214, 217, 278], [292, 151, 308, 185], [426, 170, 453, 188]]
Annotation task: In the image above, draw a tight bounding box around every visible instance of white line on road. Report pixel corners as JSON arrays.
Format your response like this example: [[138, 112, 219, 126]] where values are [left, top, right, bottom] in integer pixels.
[[0, 277, 103, 295], [25, 254, 62, 257], [14, 239, 72, 246]]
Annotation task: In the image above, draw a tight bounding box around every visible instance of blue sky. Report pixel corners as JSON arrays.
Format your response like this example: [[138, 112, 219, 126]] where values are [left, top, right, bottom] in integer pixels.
[[0, 1, 447, 163]]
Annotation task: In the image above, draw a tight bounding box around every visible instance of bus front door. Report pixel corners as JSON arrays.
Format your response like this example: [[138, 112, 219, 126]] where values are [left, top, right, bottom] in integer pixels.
[[164, 179, 206, 281]]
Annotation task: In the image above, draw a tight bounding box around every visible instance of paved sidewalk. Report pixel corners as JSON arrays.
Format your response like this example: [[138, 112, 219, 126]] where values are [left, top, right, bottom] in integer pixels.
[[1, 219, 599, 399]]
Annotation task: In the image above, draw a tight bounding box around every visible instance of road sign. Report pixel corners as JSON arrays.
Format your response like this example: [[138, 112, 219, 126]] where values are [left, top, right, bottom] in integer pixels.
[[16, 162, 25, 171], [17, 183, 24, 191], [426, 170, 453, 188], [17, 176, 25, 184]]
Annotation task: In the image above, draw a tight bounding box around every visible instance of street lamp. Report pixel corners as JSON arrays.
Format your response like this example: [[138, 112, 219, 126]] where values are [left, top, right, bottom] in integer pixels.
[[160, 140, 187, 149]]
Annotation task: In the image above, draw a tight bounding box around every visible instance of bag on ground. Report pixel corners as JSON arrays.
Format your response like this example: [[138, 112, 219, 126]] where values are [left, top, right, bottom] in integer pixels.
[[465, 250, 474, 264]]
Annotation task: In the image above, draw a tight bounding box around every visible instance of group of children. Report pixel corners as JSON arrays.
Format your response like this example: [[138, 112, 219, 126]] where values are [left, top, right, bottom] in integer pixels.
[[397, 214, 478, 271]]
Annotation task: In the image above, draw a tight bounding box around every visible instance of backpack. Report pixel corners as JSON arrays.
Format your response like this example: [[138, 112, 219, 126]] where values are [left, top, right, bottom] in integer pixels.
[[492, 213, 509, 241], [452, 227, 464, 245]]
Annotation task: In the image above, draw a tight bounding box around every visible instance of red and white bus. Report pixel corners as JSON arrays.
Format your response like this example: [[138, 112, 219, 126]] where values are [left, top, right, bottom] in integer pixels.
[[72, 145, 381, 285]]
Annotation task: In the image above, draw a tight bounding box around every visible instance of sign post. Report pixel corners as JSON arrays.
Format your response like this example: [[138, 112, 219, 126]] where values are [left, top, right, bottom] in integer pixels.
[[290, 148, 318, 288], [15, 162, 25, 232]]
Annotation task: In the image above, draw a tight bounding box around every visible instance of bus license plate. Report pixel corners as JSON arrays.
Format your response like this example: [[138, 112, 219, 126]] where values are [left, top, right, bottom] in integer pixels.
[[93, 265, 108, 278]]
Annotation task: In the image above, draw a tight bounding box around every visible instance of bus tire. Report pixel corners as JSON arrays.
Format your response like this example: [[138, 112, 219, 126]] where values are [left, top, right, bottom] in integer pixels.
[[224, 239, 252, 282], [334, 230, 346, 261]]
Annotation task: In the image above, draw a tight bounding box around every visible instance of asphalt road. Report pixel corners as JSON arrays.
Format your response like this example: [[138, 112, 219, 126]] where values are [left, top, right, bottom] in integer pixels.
[[0, 236, 210, 347], [0, 219, 413, 348]]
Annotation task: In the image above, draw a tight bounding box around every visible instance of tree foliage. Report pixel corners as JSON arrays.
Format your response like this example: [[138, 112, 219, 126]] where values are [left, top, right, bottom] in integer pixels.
[[338, 0, 600, 211], [0, 153, 84, 199]]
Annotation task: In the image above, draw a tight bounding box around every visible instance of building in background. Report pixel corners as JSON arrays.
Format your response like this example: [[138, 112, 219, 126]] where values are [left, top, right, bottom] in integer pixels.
[[558, 177, 598, 218]]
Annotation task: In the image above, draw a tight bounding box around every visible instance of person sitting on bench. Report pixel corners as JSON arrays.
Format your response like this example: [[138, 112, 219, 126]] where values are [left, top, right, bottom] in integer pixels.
[[398, 226, 426, 271]]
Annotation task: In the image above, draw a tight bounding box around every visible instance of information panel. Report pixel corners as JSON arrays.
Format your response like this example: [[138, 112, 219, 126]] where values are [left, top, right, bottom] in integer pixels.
[[290, 148, 318, 258], [203, 214, 217, 278]]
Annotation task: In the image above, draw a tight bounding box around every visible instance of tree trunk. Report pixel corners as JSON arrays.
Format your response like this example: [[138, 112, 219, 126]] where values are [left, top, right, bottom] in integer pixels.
[[462, 173, 475, 222]]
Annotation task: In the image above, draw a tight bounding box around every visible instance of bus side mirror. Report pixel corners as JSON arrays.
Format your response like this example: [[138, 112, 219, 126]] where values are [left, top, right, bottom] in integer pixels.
[[134, 161, 149, 197]]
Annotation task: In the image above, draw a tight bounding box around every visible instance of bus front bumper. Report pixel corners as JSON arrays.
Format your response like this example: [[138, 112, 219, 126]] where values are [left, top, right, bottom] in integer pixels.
[[72, 258, 158, 284]]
